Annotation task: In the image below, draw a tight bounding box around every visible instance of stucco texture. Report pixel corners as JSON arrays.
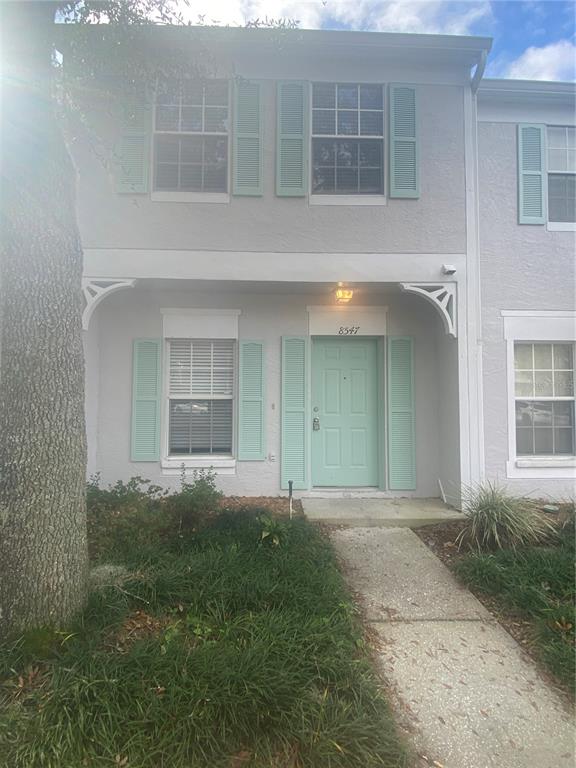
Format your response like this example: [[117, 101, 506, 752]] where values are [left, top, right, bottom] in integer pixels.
[[479, 122, 576, 498], [73, 82, 466, 255], [86, 286, 457, 498]]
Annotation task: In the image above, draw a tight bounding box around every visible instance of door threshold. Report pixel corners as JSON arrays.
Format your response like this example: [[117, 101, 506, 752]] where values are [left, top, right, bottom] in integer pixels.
[[304, 487, 390, 499]]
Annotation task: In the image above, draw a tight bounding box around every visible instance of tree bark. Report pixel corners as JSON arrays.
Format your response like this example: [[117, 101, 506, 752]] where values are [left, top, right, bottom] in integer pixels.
[[0, 1, 88, 637]]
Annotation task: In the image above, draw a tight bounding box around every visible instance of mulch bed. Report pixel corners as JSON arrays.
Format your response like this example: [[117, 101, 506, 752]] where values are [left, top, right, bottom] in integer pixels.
[[219, 496, 303, 517]]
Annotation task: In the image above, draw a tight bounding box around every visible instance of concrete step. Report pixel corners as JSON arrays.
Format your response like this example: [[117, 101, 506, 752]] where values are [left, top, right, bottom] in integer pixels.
[[301, 497, 464, 527]]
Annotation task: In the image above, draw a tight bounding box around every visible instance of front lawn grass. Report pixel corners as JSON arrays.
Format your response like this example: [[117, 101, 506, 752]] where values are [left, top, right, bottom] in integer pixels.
[[455, 521, 575, 691], [0, 509, 407, 768]]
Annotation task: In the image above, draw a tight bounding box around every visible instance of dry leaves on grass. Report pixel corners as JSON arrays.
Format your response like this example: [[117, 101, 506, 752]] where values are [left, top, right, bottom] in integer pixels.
[[106, 610, 173, 652], [4, 664, 50, 703]]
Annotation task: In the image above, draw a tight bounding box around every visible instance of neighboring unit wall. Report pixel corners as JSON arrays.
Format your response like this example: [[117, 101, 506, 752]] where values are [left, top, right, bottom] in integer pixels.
[[90, 287, 448, 497], [478, 93, 576, 497]]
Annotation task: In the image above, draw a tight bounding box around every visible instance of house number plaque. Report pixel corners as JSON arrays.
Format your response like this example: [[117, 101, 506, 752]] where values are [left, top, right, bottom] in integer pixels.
[[307, 306, 387, 337]]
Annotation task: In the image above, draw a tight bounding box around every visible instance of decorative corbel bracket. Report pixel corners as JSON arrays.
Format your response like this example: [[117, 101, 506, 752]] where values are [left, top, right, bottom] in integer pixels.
[[399, 282, 457, 338], [82, 278, 136, 330]]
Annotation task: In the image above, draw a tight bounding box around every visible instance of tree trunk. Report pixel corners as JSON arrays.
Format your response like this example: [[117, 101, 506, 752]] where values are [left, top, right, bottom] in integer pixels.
[[0, 2, 88, 637]]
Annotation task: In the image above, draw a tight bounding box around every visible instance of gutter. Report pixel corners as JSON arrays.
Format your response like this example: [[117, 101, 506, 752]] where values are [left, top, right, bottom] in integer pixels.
[[471, 49, 487, 93]]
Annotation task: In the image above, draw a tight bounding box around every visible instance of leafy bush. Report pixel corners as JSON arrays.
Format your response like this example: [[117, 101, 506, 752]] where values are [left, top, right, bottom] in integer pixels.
[[166, 467, 223, 532], [258, 513, 289, 547], [87, 474, 166, 514], [87, 475, 169, 563], [456, 482, 556, 551]]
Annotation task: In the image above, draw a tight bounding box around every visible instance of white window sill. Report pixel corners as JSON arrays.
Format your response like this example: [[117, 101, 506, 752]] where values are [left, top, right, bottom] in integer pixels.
[[506, 456, 576, 479], [161, 457, 236, 476], [547, 221, 576, 232], [309, 195, 387, 207], [515, 456, 576, 469], [151, 192, 230, 204]]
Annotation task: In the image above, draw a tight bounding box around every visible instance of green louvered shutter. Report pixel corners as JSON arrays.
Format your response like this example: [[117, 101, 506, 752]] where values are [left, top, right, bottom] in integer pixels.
[[238, 340, 266, 460], [276, 81, 308, 196], [518, 124, 546, 224], [281, 336, 308, 489], [131, 339, 162, 461], [233, 80, 263, 196], [387, 337, 416, 490], [116, 96, 151, 194], [389, 86, 419, 199]]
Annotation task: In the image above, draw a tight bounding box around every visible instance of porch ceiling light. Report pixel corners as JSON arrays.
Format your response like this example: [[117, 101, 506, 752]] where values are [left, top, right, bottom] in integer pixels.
[[335, 285, 353, 304]]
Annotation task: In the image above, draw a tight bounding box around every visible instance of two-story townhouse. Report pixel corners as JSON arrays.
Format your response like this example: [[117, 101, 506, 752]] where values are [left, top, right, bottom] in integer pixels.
[[477, 79, 576, 498], [71, 27, 574, 506]]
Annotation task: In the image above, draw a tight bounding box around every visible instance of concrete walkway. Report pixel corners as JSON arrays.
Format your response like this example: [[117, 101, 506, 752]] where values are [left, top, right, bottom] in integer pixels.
[[302, 497, 464, 527], [330, 527, 575, 768]]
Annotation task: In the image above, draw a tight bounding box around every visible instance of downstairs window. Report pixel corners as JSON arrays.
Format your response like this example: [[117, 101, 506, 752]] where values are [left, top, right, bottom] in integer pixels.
[[514, 342, 575, 456], [167, 339, 235, 456]]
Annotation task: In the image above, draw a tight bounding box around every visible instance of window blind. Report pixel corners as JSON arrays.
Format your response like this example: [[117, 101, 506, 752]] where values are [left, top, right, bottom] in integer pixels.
[[169, 340, 234, 397]]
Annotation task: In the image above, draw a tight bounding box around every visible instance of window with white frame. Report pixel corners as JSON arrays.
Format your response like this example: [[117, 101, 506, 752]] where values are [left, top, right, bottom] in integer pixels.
[[311, 83, 384, 195], [154, 80, 229, 193], [514, 342, 575, 456], [167, 339, 235, 456], [547, 126, 575, 223]]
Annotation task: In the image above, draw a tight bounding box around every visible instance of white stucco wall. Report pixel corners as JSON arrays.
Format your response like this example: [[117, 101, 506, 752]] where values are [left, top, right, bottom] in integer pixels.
[[435, 332, 461, 505], [86, 285, 452, 498], [73, 80, 466, 255], [83, 316, 100, 478], [478, 121, 576, 498]]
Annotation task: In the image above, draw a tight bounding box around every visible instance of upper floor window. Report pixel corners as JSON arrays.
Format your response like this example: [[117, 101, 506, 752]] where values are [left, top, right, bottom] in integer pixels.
[[311, 83, 384, 195], [514, 342, 575, 456], [547, 126, 575, 223], [154, 80, 229, 194]]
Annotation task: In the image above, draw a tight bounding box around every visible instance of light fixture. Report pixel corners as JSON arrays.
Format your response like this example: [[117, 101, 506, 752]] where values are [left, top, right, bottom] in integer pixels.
[[335, 284, 354, 304]]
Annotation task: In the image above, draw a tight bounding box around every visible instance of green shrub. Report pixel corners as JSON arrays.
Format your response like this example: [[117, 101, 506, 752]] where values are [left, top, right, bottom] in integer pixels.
[[87, 474, 166, 514], [536, 602, 576, 683], [87, 475, 170, 563], [165, 467, 223, 532], [456, 482, 556, 552], [557, 504, 575, 551], [456, 541, 575, 690]]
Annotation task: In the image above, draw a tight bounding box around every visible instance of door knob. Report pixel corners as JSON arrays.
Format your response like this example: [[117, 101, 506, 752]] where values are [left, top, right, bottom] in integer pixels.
[[313, 417, 320, 431]]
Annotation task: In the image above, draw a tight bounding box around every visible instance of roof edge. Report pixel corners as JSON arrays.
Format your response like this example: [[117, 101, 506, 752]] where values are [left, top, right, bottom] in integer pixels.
[[55, 24, 493, 56], [480, 78, 576, 94]]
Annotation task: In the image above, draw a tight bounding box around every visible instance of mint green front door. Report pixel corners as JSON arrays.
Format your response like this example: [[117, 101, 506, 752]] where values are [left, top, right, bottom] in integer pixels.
[[312, 338, 379, 487]]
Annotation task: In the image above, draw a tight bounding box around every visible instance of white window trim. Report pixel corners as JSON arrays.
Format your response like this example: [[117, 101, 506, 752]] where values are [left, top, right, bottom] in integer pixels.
[[151, 191, 230, 204], [161, 308, 240, 339], [151, 80, 231, 203], [308, 82, 387, 205], [160, 313, 241, 475], [161, 359, 237, 473], [309, 195, 387, 206], [546, 125, 575, 229], [502, 310, 576, 479], [161, 457, 236, 475]]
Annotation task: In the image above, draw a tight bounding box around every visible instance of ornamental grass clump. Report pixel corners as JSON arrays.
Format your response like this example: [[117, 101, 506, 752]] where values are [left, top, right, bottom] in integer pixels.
[[456, 482, 556, 552]]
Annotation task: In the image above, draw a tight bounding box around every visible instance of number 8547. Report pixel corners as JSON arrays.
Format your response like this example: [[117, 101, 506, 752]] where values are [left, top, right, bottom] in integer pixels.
[[338, 326, 360, 335]]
